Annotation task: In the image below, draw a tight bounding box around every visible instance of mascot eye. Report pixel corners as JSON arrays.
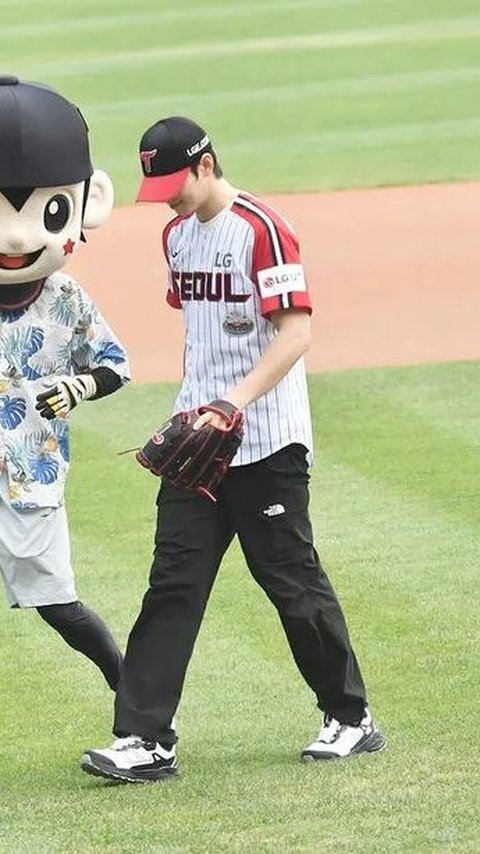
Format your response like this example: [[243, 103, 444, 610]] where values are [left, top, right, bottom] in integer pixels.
[[44, 194, 71, 232]]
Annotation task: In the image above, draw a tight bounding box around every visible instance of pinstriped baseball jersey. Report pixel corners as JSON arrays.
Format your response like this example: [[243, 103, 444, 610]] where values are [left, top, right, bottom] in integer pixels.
[[163, 191, 313, 466]]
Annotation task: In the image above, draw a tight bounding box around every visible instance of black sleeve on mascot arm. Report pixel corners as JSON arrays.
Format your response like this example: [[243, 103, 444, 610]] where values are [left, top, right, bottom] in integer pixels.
[[90, 366, 123, 399]]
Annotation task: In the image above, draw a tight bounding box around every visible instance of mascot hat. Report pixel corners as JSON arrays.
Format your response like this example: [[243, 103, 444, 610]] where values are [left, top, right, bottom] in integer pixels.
[[0, 74, 93, 188]]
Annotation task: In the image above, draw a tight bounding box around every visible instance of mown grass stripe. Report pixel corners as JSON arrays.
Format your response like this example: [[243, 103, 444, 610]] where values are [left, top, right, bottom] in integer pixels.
[[226, 116, 480, 152], [83, 65, 480, 118], [101, 116, 480, 172], [309, 372, 480, 531], [15, 16, 480, 77], [1, 0, 392, 36]]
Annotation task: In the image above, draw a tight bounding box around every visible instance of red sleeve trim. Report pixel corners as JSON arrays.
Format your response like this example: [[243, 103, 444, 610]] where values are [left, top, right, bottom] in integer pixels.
[[261, 291, 312, 319], [166, 288, 181, 309], [233, 196, 300, 271], [232, 195, 312, 317], [163, 217, 184, 308], [162, 215, 182, 260]]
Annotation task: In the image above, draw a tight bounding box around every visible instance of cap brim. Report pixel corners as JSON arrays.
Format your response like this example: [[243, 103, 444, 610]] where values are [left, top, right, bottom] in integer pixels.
[[136, 167, 190, 202]]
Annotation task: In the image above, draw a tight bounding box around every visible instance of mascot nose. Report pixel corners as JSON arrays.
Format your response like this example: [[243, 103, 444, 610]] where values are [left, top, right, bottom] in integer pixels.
[[3, 229, 29, 253]]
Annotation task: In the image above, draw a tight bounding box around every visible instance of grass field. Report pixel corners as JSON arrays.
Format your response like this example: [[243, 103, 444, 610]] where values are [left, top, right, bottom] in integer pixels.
[[2, 0, 480, 201], [1, 362, 480, 852], [2, 1, 480, 851]]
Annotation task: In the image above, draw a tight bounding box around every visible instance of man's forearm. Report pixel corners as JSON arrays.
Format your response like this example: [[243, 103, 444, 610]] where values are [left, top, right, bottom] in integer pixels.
[[227, 314, 310, 410]]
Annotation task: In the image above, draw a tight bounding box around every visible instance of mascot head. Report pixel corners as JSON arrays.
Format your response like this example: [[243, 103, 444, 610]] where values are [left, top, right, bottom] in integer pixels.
[[0, 75, 113, 303]]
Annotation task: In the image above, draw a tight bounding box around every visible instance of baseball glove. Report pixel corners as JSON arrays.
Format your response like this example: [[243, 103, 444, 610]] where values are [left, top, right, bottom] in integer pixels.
[[135, 399, 244, 501]]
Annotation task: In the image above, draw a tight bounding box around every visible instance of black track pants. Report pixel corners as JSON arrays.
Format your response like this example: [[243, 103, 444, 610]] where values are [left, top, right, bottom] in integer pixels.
[[114, 444, 366, 743], [37, 600, 122, 690]]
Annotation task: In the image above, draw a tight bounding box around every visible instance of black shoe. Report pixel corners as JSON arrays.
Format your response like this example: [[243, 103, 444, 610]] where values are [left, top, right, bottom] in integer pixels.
[[81, 735, 178, 783]]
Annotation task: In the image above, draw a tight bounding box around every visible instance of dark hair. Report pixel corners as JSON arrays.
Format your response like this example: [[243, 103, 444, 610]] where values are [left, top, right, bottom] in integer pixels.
[[1, 180, 91, 219], [1, 187, 34, 210], [189, 148, 223, 179]]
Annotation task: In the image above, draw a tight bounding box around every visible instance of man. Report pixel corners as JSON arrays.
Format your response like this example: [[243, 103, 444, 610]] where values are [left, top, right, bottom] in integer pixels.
[[0, 76, 130, 693], [82, 116, 385, 782]]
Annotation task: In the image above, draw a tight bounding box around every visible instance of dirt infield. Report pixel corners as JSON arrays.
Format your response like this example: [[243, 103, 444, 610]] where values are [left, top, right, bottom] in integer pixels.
[[66, 182, 480, 381]]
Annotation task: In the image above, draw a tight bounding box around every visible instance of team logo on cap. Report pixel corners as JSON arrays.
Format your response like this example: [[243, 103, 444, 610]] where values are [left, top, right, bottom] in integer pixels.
[[140, 149, 157, 173]]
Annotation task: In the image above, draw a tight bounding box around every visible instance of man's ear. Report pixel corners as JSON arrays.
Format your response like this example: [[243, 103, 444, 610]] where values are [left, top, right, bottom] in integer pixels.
[[82, 169, 114, 229]]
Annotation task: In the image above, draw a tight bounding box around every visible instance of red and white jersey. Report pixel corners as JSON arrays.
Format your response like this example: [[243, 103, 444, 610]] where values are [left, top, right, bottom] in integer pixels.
[[163, 191, 313, 466]]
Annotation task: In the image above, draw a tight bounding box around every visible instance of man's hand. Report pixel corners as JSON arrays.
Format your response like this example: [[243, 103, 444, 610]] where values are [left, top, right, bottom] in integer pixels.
[[35, 374, 97, 419], [136, 400, 244, 501]]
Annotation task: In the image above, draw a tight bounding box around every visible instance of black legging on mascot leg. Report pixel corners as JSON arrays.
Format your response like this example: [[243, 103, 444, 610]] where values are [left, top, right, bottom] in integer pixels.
[[36, 601, 122, 690]]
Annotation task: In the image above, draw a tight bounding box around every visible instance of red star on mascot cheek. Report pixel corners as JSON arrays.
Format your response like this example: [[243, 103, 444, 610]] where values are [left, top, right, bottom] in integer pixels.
[[63, 238, 75, 256]]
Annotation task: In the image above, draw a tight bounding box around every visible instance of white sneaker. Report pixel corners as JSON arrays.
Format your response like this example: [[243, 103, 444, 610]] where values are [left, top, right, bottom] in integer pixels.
[[302, 709, 386, 761], [81, 735, 178, 782]]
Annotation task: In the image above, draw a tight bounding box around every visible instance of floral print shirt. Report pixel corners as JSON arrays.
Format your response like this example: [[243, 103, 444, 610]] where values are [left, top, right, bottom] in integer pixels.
[[0, 271, 130, 510]]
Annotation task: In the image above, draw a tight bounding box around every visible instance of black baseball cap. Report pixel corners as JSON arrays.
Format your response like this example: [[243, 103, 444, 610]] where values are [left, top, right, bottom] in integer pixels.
[[137, 116, 213, 202], [0, 74, 93, 188]]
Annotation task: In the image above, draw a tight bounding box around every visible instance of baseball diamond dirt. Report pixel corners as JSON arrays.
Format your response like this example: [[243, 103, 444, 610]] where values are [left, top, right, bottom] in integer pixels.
[[66, 182, 480, 381]]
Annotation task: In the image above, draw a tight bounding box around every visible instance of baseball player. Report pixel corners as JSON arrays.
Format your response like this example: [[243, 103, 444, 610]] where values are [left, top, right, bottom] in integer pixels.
[[0, 76, 130, 694], [82, 116, 385, 782]]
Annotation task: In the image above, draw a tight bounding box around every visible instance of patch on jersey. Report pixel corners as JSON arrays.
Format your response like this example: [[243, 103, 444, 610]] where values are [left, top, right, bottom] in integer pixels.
[[223, 311, 254, 336], [257, 263, 306, 298]]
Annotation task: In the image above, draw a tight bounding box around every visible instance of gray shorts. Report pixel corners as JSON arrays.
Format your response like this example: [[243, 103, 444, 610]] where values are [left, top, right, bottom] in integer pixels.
[[0, 488, 77, 608]]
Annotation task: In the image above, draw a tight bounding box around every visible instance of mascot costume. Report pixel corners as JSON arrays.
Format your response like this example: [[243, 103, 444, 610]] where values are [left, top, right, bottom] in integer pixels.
[[0, 75, 130, 692]]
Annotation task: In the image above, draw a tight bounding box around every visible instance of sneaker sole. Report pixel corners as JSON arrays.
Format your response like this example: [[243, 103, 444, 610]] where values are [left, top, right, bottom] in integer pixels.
[[80, 753, 179, 783], [301, 730, 386, 762]]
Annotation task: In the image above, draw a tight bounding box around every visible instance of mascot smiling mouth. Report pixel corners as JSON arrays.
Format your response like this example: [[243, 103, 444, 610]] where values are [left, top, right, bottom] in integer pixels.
[[0, 248, 44, 270]]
